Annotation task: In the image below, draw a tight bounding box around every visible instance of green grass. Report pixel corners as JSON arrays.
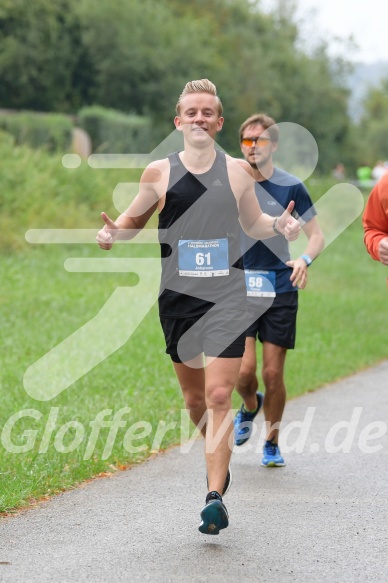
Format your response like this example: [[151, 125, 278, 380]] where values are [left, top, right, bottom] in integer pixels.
[[0, 140, 387, 512], [1, 244, 180, 511], [287, 225, 387, 394], [285, 176, 388, 392]]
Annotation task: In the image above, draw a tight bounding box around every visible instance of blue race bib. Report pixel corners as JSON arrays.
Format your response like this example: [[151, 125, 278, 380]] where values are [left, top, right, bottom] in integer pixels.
[[178, 239, 229, 277], [245, 269, 276, 297]]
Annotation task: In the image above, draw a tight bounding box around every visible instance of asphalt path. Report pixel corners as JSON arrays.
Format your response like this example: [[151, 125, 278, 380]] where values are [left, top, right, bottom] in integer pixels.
[[1, 361, 388, 582]]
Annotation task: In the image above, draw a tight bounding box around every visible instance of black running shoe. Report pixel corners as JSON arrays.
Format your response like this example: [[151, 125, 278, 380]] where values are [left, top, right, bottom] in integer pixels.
[[198, 492, 229, 535]]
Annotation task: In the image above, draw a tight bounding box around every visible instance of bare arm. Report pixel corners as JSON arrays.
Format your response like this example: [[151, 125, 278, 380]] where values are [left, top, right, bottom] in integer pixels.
[[232, 159, 300, 241], [241, 196, 300, 241], [96, 165, 161, 250], [286, 216, 325, 289]]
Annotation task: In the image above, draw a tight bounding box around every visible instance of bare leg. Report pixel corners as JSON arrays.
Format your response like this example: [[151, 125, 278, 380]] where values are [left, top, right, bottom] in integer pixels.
[[173, 355, 207, 438], [235, 337, 259, 411], [204, 357, 241, 495], [262, 342, 287, 442]]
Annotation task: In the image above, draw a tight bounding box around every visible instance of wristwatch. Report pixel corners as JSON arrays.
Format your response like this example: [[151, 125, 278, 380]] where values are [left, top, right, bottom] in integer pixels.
[[272, 216, 281, 235]]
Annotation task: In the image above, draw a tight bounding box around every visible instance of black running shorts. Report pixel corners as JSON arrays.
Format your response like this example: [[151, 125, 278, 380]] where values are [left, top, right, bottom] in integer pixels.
[[160, 308, 248, 363], [246, 291, 298, 349]]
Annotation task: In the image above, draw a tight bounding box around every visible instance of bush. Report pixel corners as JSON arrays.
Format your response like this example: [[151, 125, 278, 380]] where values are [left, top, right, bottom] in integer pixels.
[[0, 130, 143, 252], [77, 106, 152, 154], [0, 112, 73, 152]]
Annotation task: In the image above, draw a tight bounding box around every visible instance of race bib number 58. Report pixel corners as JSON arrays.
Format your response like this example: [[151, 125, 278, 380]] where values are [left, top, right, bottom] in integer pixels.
[[245, 269, 276, 297]]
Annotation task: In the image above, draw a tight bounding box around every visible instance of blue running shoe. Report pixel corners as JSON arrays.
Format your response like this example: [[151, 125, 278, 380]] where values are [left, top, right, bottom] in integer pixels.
[[261, 439, 285, 467], [198, 493, 229, 535], [233, 392, 264, 446]]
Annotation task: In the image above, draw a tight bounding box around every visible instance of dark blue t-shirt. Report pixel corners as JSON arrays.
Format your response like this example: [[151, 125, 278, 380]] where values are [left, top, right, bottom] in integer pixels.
[[241, 167, 316, 294]]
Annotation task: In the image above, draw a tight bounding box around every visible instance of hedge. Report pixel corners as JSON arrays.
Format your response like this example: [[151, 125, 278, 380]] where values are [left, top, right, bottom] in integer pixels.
[[0, 112, 73, 152], [77, 105, 153, 154]]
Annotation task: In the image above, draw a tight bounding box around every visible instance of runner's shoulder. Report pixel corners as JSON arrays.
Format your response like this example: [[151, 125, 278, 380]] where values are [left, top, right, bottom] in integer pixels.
[[226, 155, 254, 179], [141, 158, 169, 183]]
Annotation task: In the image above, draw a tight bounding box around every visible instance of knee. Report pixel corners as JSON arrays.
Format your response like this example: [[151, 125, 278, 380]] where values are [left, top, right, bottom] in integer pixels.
[[183, 392, 205, 412], [262, 366, 282, 391], [238, 363, 256, 388], [205, 385, 231, 410]]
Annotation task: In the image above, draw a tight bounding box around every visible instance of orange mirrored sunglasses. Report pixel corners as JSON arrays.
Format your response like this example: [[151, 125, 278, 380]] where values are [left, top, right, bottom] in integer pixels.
[[241, 137, 271, 147]]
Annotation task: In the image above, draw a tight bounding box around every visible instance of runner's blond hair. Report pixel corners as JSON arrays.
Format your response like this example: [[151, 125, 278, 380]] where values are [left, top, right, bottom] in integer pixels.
[[176, 79, 223, 116]]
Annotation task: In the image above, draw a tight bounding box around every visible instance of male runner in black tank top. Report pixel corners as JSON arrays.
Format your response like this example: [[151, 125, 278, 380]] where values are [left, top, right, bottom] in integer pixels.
[[97, 79, 300, 535]]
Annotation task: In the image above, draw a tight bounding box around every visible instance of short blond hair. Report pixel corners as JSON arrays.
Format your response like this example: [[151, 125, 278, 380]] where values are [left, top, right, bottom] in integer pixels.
[[176, 79, 223, 116]]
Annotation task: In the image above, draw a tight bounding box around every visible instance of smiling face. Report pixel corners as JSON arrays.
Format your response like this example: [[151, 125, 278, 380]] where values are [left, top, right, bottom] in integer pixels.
[[174, 92, 224, 147]]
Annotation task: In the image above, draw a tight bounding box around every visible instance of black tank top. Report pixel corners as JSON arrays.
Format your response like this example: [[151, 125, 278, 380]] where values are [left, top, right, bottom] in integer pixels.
[[158, 150, 246, 318]]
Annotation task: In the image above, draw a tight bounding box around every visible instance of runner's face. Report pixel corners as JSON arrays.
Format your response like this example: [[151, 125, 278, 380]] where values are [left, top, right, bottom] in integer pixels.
[[175, 93, 224, 146], [240, 124, 276, 169]]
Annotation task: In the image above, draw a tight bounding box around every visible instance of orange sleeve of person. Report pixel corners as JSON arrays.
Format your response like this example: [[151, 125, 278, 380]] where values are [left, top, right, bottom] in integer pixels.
[[362, 174, 388, 261]]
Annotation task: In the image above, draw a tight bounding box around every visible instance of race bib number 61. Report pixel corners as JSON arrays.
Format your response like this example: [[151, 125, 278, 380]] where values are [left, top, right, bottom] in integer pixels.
[[178, 238, 229, 277]]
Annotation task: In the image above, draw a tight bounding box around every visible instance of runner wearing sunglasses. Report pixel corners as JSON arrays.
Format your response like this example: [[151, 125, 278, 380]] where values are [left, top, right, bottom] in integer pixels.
[[234, 113, 324, 466]]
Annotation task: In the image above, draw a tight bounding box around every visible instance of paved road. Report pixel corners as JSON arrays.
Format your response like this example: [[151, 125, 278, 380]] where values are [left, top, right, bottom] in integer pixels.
[[1, 361, 388, 583]]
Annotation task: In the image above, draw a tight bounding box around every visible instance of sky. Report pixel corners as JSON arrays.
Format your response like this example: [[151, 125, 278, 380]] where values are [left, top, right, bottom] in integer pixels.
[[261, 0, 388, 64]]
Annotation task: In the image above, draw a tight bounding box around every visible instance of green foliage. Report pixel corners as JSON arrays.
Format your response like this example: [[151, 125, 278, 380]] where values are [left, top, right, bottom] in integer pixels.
[[0, 112, 73, 152], [77, 106, 153, 153], [0, 0, 360, 174], [79, 0, 349, 171], [0, 0, 94, 112], [358, 78, 388, 164], [0, 131, 141, 251], [362, 79, 388, 120], [75, 0, 222, 142]]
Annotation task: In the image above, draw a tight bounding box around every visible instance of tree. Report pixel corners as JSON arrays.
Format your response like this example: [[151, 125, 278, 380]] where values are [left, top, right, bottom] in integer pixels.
[[358, 79, 388, 164], [0, 0, 94, 111], [0, 0, 355, 171]]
